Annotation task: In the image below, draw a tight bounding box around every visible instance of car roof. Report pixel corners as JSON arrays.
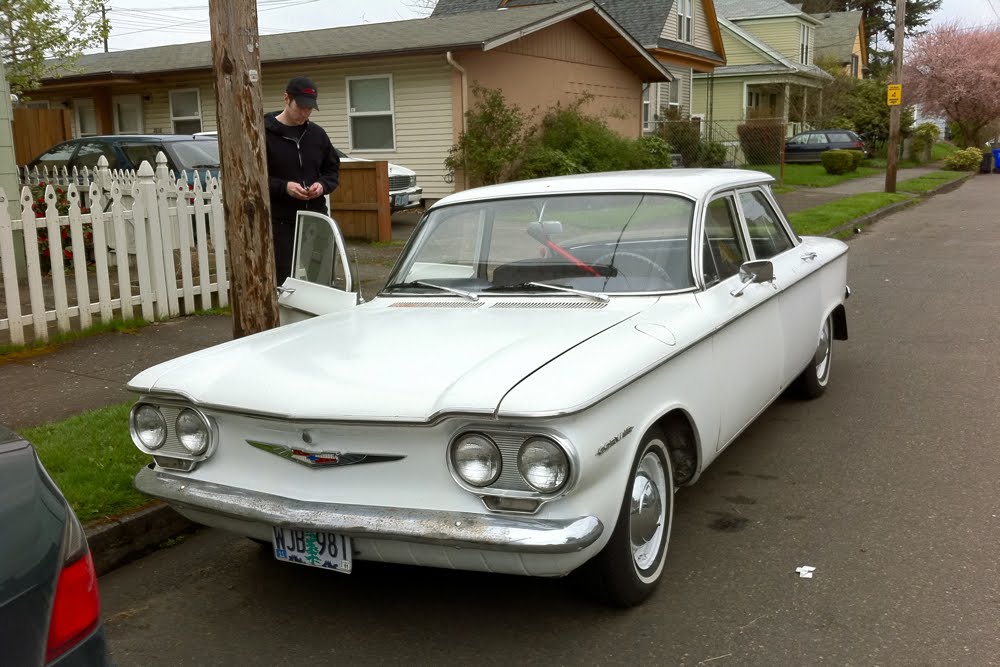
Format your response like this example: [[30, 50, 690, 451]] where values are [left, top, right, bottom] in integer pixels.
[[61, 134, 215, 143], [433, 169, 775, 208]]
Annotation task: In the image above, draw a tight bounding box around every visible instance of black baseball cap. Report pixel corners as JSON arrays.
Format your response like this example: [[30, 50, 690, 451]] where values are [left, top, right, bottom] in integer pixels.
[[286, 76, 319, 110]]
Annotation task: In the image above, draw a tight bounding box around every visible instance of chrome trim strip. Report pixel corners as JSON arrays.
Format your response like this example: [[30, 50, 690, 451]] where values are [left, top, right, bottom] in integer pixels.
[[135, 466, 603, 554]]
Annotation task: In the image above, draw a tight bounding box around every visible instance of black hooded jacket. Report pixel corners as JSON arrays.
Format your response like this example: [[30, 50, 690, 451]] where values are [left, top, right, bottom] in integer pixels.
[[264, 111, 341, 221]]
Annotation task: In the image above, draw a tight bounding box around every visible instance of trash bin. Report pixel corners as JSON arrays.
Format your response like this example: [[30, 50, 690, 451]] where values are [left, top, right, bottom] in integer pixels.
[[981, 149, 993, 173], [993, 148, 1000, 173]]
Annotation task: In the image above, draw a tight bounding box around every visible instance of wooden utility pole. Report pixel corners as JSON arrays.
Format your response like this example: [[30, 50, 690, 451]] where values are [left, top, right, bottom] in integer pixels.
[[884, 0, 906, 193], [208, 0, 278, 336]]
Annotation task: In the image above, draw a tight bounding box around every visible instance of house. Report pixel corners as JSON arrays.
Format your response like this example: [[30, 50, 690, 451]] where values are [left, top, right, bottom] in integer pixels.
[[811, 10, 866, 79], [691, 0, 833, 143], [24, 2, 670, 200], [430, 0, 728, 130]]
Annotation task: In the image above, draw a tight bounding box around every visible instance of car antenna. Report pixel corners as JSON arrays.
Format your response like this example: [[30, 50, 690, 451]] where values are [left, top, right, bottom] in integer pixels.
[[351, 248, 365, 304]]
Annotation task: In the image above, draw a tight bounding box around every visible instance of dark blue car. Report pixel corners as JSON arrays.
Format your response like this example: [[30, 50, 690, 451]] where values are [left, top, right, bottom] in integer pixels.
[[28, 134, 220, 185], [0, 425, 109, 666]]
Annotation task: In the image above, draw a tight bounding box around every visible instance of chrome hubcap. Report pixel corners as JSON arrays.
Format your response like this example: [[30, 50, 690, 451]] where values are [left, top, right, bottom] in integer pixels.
[[815, 318, 832, 382], [629, 450, 667, 571]]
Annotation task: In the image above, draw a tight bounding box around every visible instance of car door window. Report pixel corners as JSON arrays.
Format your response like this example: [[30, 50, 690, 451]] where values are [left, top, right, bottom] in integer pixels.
[[807, 133, 828, 145], [120, 143, 167, 171], [73, 141, 120, 170], [788, 135, 807, 145], [32, 143, 77, 169], [739, 190, 794, 260], [702, 195, 746, 285]]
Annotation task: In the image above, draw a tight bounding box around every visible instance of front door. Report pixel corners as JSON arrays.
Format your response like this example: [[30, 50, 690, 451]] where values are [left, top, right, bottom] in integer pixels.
[[277, 211, 358, 325]]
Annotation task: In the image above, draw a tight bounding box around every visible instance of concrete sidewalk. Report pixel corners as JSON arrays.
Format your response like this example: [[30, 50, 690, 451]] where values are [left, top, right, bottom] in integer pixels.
[[0, 168, 979, 575]]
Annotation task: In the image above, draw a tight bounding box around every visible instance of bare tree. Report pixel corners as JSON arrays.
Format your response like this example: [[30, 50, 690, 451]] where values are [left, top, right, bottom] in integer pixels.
[[403, 0, 438, 16]]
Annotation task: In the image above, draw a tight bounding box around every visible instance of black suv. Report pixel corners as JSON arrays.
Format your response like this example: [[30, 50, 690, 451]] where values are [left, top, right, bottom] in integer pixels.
[[784, 129, 870, 163], [27, 134, 220, 183]]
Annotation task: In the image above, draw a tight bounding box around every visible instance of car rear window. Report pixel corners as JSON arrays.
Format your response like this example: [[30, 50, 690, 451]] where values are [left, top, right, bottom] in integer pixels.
[[827, 132, 854, 142], [166, 140, 220, 171]]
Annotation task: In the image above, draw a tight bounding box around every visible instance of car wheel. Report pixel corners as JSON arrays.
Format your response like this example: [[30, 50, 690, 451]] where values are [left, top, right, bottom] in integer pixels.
[[793, 314, 833, 398], [586, 427, 675, 607]]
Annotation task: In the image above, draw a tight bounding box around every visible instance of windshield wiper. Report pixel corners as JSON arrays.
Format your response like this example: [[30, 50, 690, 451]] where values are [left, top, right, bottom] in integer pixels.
[[484, 281, 608, 302], [386, 281, 479, 302]]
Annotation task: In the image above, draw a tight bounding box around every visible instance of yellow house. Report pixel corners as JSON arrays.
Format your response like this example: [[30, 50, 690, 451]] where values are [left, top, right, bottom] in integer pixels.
[[692, 0, 833, 142], [811, 10, 867, 79], [25, 2, 670, 202]]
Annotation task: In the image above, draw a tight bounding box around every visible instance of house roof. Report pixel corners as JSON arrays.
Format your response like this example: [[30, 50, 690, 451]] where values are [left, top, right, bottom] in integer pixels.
[[704, 17, 832, 83], [812, 11, 864, 64], [713, 0, 821, 24], [432, 0, 726, 66], [41, 2, 670, 84]]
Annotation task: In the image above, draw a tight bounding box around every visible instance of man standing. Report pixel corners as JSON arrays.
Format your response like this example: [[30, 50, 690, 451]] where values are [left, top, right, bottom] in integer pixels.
[[264, 76, 340, 283]]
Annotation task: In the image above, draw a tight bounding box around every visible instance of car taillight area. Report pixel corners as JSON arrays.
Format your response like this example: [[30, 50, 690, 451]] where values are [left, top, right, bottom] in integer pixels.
[[45, 551, 100, 663]]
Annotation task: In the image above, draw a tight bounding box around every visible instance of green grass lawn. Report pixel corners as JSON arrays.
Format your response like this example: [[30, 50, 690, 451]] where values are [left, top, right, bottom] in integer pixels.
[[788, 192, 913, 236], [751, 163, 883, 187], [896, 170, 969, 195], [932, 141, 959, 161], [23, 402, 153, 523]]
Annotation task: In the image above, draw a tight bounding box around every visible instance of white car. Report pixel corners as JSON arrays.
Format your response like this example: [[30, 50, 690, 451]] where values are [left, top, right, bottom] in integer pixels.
[[128, 169, 849, 607]]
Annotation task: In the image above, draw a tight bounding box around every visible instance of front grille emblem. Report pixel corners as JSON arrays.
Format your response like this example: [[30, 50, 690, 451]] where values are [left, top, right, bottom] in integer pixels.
[[247, 440, 404, 468]]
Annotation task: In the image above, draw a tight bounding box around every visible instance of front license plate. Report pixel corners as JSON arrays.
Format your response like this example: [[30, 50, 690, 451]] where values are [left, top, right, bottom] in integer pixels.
[[272, 527, 352, 573], [393, 193, 409, 207]]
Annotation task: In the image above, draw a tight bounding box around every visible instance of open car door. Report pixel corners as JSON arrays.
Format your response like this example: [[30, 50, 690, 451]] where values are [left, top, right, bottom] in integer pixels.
[[277, 210, 358, 325]]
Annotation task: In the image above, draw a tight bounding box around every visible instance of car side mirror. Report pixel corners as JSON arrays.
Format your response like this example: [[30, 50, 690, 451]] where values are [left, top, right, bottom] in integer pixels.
[[730, 260, 775, 297]]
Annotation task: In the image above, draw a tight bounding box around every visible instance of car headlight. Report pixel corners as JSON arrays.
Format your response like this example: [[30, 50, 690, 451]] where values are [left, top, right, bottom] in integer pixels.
[[176, 408, 211, 455], [518, 437, 569, 493], [131, 404, 166, 450], [451, 433, 501, 487]]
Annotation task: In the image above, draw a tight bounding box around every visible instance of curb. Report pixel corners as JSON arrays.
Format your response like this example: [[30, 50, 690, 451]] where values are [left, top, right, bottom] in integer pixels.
[[86, 502, 198, 576]]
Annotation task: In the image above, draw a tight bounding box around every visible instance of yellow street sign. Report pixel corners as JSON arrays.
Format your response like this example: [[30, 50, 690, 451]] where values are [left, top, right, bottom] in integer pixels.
[[887, 84, 902, 106]]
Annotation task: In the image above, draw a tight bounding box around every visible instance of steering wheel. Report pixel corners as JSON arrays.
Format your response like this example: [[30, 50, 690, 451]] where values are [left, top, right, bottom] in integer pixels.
[[596, 251, 674, 289]]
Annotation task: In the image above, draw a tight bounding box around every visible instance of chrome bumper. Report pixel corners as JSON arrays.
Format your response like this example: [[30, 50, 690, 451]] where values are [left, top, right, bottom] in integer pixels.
[[135, 465, 603, 554]]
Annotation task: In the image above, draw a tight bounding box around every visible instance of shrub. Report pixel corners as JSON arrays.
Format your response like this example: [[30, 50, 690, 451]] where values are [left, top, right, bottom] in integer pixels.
[[27, 183, 96, 274], [445, 85, 533, 186], [737, 120, 784, 165], [845, 149, 865, 170], [655, 112, 701, 166], [821, 149, 856, 175], [910, 122, 942, 162], [516, 144, 582, 180], [943, 147, 987, 171], [699, 141, 728, 167], [633, 135, 675, 169]]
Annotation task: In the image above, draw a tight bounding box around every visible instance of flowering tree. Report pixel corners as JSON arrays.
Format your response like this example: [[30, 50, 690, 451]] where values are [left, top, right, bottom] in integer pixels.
[[905, 23, 1000, 147]]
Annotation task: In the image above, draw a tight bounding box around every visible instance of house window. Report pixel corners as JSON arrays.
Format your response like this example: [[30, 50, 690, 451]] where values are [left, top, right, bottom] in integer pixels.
[[676, 0, 693, 42], [23, 100, 50, 109], [669, 78, 681, 107], [851, 54, 861, 77], [347, 75, 395, 151], [642, 85, 652, 131], [73, 98, 97, 137], [747, 91, 760, 109], [170, 89, 202, 134], [113, 95, 143, 134], [800, 24, 811, 64]]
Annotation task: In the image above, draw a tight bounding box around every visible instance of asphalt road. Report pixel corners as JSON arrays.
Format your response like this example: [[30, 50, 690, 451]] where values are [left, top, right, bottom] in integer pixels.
[[98, 177, 1000, 666]]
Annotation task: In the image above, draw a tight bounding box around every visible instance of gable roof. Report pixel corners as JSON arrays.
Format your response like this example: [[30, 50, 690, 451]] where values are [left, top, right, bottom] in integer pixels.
[[812, 10, 865, 64], [709, 17, 832, 81], [713, 0, 821, 24], [40, 2, 670, 85], [432, 0, 726, 69]]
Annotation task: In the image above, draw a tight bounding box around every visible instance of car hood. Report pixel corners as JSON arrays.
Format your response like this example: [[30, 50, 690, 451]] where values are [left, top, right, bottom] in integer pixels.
[[129, 302, 650, 422]]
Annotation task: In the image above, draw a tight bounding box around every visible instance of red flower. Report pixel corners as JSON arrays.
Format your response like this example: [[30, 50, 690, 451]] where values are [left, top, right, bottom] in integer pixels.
[[35, 211, 44, 218], [80, 207, 90, 214], [64, 248, 73, 260]]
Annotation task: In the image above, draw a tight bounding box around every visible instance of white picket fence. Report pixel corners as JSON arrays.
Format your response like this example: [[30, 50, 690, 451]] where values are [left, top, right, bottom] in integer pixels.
[[0, 153, 230, 346]]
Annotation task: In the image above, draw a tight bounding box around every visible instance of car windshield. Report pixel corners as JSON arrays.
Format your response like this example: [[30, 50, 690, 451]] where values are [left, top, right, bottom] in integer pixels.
[[386, 193, 696, 295], [167, 140, 221, 170]]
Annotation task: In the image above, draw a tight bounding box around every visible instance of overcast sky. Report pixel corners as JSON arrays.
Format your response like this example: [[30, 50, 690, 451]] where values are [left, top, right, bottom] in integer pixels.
[[95, 0, 999, 53]]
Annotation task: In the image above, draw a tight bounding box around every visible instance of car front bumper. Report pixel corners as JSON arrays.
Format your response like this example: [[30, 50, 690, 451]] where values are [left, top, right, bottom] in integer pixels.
[[135, 465, 603, 555], [390, 187, 422, 211]]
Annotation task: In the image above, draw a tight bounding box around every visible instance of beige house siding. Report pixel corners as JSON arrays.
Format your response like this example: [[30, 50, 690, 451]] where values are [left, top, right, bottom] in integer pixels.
[[461, 20, 644, 138], [652, 65, 691, 118], [31, 55, 456, 201], [734, 18, 802, 62], [693, 0, 714, 49]]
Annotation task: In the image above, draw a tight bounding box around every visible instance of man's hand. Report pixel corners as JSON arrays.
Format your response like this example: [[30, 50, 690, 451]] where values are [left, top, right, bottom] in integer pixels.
[[306, 182, 324, 199], [286, 182, 310, 200]]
